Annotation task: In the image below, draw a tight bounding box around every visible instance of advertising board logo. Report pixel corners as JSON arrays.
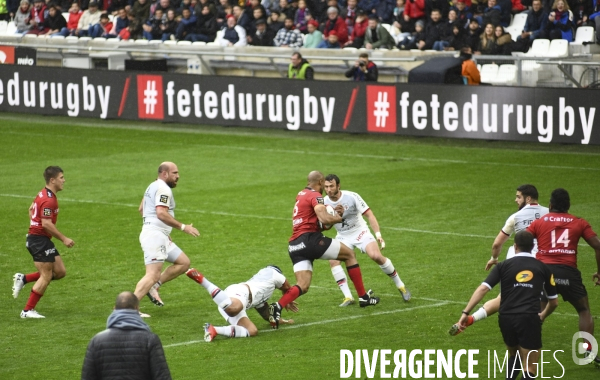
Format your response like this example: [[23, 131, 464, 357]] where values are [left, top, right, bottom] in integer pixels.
[[137, 75, 164, 119], [0, 46, 15, 64], [366, 86, 396, 133]]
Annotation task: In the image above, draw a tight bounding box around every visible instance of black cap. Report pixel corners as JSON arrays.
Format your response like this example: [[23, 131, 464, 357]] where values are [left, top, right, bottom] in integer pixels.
[[89, 1, 99, 7], [255, 18, 266, 25]]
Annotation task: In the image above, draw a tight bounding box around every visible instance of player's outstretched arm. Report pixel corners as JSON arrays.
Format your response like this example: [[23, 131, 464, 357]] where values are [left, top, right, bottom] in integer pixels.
[[487, 231, 510, 270], [156, 207, 200, 237], [41, 218, 74, 248], [584, 236, 600, 286]]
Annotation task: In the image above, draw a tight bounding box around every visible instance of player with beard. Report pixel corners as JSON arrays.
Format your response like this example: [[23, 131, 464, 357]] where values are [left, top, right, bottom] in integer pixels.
[[323, 174, 410, 306], [450, 184, 548, 335], [134, 162, 200, 316]]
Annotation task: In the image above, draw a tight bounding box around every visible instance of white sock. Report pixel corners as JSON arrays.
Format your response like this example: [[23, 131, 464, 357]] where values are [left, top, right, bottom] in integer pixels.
[[379, 258, 404, 288], [331, 265, 353, 299], [201, 277, 232, 310], [215, 325, 250, 338], [472, 307, 487, 322]]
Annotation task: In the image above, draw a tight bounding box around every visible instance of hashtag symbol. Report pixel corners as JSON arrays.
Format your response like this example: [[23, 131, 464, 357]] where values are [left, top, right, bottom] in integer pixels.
[[373, 92, 389, 128], [143, 80, 158, 115]]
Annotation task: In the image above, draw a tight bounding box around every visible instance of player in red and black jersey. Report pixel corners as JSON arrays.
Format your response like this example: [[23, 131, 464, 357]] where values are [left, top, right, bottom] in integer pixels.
[[527, 188, 600, 366], [12, 166, 75, 319], [268, 171, 379, 329]]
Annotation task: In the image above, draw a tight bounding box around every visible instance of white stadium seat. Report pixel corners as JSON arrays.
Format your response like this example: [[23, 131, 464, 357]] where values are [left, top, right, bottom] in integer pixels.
[[0, 20, 7, 35], [570, 26, 595, 55], [491, 64, 518, 86], [480, 63, 499, 84], [547, 39, 569, 57]]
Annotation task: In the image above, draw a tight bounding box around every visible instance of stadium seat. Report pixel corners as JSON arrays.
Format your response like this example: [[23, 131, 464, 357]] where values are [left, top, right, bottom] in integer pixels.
[[192, 41, 206, 46], [0, 20, 7, 35], [570, 26, 595, 55], [5, 21, 17, 35], [504, 13, 528, 41], [62, 12, 70, 23], [177, 40, 192, 45], [79, 36, 92, 42], [547, 39, 569, 57], [480, 63, 499, 83], [148, 39, 163, 44], [381, 23, 391, 32], [65, 36, 80, 43], [525, 38, 550, 56], [135, 39, 149, 44], [491, 64, 517, 85], [163, 40, 177, 45]]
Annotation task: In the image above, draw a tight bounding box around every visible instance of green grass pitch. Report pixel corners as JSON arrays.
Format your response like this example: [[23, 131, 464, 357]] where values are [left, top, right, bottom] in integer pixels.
[[1, 112, 599, 379]]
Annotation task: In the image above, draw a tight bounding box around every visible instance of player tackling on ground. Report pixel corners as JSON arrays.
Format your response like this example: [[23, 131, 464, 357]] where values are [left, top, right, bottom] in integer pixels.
[[186, 265, 297, 341], [450, 184, 548, 335], [527, 188, 600, 366], [268, 171, 379, 329], [12, 166, 75, 318], [134, 162, 200, 316], [323, 174, 410, 306]]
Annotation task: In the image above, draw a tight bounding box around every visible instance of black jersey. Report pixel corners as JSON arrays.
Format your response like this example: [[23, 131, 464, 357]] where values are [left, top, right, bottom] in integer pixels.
[[483, 252, 557, 315]]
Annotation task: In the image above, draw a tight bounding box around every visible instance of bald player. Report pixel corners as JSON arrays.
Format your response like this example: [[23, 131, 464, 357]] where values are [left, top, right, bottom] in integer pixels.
[[268, 171, 379, 329], [134, 162, 200, 316]]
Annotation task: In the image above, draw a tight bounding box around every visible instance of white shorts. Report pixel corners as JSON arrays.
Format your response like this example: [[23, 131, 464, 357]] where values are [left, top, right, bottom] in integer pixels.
[[140, 230, 183, 265], [336, 228, 376, 254], [217, 284, 250, 325], [292, 239, 341, 273]]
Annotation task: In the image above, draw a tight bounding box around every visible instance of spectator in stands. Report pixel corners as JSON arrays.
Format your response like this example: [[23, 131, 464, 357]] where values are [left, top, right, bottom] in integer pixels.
[[288, 52, 314, 79], [364, 14, 396, 48], [318, 7, 348, 46], [142, 8, 164, 39], [268, 9, 284, 32], [544, 0, 574, 40], [41, 3, 67, 35], [248, 18, 274, 44], [195, 0, 217, 17], [76, 1, 100, 36], [497, 0, 513, 25], [15, 0, 32, 33], [152, 0, 172, 16], [479, 0, 502, 26], [177, 0, 193, 15], [175, 7, 197, 39], [568, 0, 592, 29], [233, 5, 251, 30], [476, 22, 497, 53], [160, 9, 178, 40], [432, 8, 457, 50], [273, 16, 304, 46], [27, 0, 48, 35], [357, 0, 377, 18], [494, 24, 514, 53], [53, 2, 80, 35], [451, 0, 472, 28], [323, 0, 345, 22], [419, 8, 441, 49], [391, 0, 414, 43], [90, 12, 113, 36], [107, 0, 130, 15], [590, 1, 600, 43], [345, 8, 368, 46], [426, 0, 450, 19], [446, 23, 467, 49], [249, 6, 267, 34], [345, 0, 359, 35], [304, 19, 322, 46], [216, 0, 229, 26], [460, 46, 481, 84], [398, 17, 424, 49], [465, 17, 482, 50], [511, 0, 526, 13], [0, 0, 9, 21], [132, 0, 151, 22], [107, 7, 129, 37], [186, 4, 218, 41], [404, 0, 425, 26], [517, 0, 547, 47], [375, 0, 396, 23], [293, 0, 310, 32], [218, 14, 247, 45], [4, 0, 18, 20], [278, 0, 296, 19], [306, 0, 328, 22], [345, 52, 378, 81]]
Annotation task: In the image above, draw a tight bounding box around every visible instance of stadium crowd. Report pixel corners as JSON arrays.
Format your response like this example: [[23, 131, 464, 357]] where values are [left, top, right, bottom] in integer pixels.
[[2, 0, 599, 53]]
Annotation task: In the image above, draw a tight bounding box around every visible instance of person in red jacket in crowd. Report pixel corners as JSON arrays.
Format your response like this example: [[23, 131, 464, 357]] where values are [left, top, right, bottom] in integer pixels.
[[403, 0, 425, 24], [317, 6, 348, 47], [28, 0, 48, 34], [54, 2, 82, 36], [344, 9, 367, 47]]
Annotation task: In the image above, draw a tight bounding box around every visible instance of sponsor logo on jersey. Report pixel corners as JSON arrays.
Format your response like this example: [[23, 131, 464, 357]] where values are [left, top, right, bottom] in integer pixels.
[[160, 195, 169, 204], [516, 270, 534, 283], [288, 242, 306, 252], [550, 274, 556, 286], [293, 218, 303, 226], [43, 208, 52, 216], [317, 197, 324, 204], [46, 190, 53, 197]]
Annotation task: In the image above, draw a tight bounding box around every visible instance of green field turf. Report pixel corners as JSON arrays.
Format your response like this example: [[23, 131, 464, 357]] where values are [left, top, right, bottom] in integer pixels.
[[1, 112, 599, 380]]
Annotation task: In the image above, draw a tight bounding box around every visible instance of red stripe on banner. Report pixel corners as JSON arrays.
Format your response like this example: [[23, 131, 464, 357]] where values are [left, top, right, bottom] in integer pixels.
[[343, 86, 360, 130], [118, 76, 131, 117]]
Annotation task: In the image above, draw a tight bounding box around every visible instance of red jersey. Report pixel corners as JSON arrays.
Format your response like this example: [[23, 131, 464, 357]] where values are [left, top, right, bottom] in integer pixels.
[[290, 187, 324, 241], [527, 212, 597, 268], [28, 187, 59, 238]]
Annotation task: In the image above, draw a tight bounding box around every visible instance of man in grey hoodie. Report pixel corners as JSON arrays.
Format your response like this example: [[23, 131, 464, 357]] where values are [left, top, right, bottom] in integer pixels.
[[81, 292, 171, 380]]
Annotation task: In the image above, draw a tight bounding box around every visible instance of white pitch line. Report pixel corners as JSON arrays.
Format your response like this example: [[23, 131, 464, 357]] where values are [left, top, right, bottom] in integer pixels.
[[163, 301, 450, 348], [0, 194, 496, 239]]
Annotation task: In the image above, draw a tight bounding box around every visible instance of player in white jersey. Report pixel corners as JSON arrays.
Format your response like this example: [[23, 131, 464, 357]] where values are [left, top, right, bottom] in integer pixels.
[[323, 175, 410, 306], [134, 162, 200, 315], [450, 184, 548, 335], [186, 266, 297, 341]]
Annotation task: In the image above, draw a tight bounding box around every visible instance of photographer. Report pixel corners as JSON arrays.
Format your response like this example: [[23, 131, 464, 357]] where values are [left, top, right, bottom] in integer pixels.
[[344, 53, 378, 81]]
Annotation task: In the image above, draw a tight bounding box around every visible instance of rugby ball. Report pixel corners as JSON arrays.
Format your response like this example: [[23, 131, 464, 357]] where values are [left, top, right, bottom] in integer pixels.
[[321, 205, 336, 230]]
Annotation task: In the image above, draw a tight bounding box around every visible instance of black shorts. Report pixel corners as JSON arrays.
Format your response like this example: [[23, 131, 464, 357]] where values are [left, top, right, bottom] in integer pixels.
[[288, 232, 333, 265], [498, 313, 542, 350], [26, 234, 59, 263], [547, 264, 587, 303]]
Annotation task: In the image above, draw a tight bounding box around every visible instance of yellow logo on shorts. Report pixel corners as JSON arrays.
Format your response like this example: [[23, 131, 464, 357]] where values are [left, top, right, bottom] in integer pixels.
[[516, 270, 534, 283]]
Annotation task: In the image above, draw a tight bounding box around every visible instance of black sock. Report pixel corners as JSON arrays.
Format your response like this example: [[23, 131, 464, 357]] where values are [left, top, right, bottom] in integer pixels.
[[506, 356, 521, 380]]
